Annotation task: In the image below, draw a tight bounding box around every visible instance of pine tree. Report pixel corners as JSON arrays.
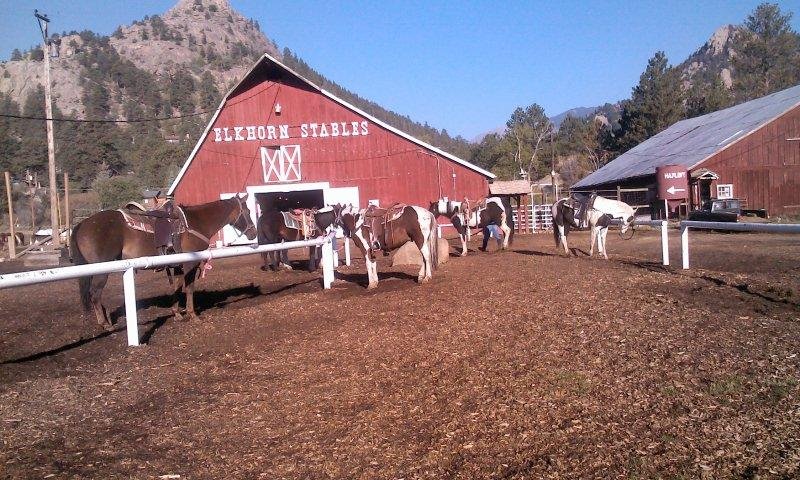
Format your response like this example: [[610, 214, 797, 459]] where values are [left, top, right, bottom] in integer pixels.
[[732, 2, 800, 101], [686, 77, 734, 118], [615, 51, 684, 153]]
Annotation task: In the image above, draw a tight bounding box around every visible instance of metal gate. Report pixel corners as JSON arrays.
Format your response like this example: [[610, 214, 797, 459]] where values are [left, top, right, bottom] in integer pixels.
[[511, 204, 553, 232]]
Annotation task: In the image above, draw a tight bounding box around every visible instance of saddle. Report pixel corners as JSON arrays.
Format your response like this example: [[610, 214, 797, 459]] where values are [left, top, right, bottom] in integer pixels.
[[119, 200, 185, 254], [567, 193, 598, 229], [363, 203, 407, 251], [281, 208, 318, 239], [461, 197, 488, 228]]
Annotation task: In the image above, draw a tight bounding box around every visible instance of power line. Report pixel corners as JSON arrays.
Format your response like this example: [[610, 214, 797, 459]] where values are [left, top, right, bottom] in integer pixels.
[[0, 110, 211, 123]]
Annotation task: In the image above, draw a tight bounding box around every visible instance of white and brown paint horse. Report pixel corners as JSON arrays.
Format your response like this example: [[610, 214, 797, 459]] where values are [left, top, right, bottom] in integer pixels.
[[429, 196, 514, 256], [338, 204, 438, 289], [552, 194, 636, 259]]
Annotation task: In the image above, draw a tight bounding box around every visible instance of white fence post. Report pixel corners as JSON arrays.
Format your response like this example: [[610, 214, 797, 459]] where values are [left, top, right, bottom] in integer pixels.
[[681, 223, 690, 269], [321, 238, 334, 289], [122, 267, 140, 347], [660, 220, 669, 266]]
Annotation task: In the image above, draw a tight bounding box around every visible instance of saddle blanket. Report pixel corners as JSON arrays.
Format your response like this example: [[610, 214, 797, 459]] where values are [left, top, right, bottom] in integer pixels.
[[281, 210, 317, 238]]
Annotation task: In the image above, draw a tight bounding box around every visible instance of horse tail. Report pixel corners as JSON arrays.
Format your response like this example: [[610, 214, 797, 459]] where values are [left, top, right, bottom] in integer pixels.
[[553, 219, 560, 247], [503, 197, 515, 246], [70, 222, 93, 313], [429, 213, 439, 271]]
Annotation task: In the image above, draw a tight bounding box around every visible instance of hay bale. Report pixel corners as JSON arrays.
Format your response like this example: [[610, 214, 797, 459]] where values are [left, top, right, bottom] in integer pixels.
[[392, 242, 422, 267], [391, 238, 450, 266], [437, 238, 450, 265]]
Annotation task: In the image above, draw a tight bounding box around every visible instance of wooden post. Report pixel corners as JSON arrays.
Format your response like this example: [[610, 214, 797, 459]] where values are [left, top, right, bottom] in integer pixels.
[[39, 14, 61, 248], [30, 187, 35, 242], [4, 172, 16, 259], [64, 173, 70, 250], [617, 185, 621, 202]]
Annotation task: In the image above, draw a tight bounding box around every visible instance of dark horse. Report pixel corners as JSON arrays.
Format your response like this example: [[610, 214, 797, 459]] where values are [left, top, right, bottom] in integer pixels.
[[338, 204, 438, 289], [429, 196, 514, 256], [70, 194, 257, 330], [257, 206, 340, 271]]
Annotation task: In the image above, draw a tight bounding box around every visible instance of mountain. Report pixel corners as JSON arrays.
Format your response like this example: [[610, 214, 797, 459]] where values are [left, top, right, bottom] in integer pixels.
[[473, 24, 742, 142], [678, 24, 741, 89], [549, 106, 598, 129], [0, 0, 471, 192], [1, 0, 276, 120]]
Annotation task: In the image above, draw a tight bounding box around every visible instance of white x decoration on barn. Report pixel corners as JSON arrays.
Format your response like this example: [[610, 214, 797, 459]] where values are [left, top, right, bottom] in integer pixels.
[[260, 145, 302, 183]]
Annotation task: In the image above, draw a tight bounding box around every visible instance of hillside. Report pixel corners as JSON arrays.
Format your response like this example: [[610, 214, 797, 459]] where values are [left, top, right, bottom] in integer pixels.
[[0, 0, 470, 194]]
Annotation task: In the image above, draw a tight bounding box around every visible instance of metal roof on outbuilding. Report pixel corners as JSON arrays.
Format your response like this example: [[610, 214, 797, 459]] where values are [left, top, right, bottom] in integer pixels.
[[573, 83, 800, 188]]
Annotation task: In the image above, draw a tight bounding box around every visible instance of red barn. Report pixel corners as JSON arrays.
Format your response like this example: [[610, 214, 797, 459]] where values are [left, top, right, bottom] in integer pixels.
[[574, 84, 800, 218], [168, 54, 494, 244]]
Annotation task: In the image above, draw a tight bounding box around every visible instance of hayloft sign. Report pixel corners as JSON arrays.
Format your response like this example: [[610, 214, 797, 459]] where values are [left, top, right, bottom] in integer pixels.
[[656, 165, 689, 200]]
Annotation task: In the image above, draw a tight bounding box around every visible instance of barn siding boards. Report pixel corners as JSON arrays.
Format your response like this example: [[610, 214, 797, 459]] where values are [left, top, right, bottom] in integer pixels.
[[169, 53, 492, 210], [573, 84, 800, 216], [700, 105, 800, 214]]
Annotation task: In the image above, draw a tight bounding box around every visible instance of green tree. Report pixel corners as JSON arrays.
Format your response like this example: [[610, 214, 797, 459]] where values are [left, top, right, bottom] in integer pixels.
[[92, 174, 142, 209], [732, 2, 800, 101], [0, 92, 21, 174], [16, 86, 48, 175], [615, 51, 684, 153], [505, 104, 554, 181], [686, 76, 734, 118]]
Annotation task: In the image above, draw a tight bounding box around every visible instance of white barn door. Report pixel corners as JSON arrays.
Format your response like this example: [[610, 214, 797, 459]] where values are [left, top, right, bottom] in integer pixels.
[[323, 186, 360, 209]]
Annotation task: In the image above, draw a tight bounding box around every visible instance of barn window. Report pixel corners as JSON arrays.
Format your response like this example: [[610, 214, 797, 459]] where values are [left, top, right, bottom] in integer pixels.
[[368, 199, 380, 207], [717, 184, 733, 199]]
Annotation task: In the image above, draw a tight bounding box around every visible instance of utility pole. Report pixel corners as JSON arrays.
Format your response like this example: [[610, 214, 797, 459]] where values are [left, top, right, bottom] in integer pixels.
[[35, 10, 60, 248]]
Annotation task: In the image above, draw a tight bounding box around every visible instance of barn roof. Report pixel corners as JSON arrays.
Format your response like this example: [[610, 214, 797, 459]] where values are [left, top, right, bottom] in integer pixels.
[[168, 54, 494, 195], [489, 180, 531, 195], [573, 83, 800, 188]]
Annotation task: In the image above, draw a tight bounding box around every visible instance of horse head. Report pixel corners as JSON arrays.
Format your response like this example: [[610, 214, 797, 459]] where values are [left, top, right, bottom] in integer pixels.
[[230, 193, 257, 240], [335, 205, 359, 239]]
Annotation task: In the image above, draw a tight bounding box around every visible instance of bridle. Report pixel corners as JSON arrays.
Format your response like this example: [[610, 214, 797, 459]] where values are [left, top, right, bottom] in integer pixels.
[[227, 195, 256, 241]]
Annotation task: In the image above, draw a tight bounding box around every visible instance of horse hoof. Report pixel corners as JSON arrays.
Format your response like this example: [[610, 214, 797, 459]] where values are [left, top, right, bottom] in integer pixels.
[[367, 284, 378, 290], [173, 311, 185, 322]]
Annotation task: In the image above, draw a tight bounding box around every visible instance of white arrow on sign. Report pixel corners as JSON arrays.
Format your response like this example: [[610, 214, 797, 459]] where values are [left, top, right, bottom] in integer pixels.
[[666, 185, 686, 195]]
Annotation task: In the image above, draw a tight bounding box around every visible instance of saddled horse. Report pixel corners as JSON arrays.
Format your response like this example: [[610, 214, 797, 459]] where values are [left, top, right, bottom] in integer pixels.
[[70, 194, 257, 330], [429, 196, 514, 256], [258, 206, 340, 271], [338, 203, 438, 289], [552, 194, 635, 259]]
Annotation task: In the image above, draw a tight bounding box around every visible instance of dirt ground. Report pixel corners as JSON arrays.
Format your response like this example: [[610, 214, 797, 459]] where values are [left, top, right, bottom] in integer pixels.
[[1, 229, 799, 479]]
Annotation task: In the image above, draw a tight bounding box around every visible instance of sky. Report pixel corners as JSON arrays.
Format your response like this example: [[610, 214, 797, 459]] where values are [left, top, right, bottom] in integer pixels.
[[1, 0, 800, 140]]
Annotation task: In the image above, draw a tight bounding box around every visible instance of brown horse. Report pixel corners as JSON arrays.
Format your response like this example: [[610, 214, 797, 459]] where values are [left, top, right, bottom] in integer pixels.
[[338, 204, 438, 289], [70, 194, 257, 330], [257, 207, 340, 271]]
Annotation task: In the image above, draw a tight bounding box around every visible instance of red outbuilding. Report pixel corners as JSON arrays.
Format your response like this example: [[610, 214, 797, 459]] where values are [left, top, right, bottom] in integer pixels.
[[168, 53, 494, 244]]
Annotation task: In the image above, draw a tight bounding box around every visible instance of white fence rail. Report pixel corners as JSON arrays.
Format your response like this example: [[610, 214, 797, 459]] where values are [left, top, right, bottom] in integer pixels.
[[679, 220, 800, 269], [633, 220, 670, 266], [0, 233, 337, 347]]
